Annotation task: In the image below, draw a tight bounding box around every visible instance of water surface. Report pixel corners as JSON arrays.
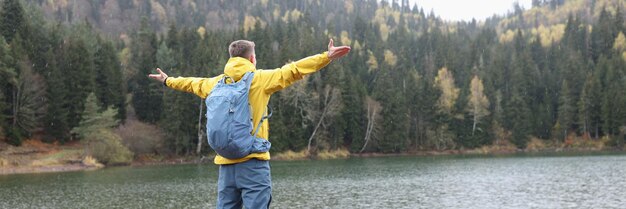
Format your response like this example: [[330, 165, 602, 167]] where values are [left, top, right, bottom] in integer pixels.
[[1, 154, 624, 208]]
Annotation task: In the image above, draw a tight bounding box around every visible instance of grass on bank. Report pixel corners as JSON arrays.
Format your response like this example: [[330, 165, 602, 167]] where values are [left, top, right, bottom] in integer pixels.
[[0, 139, 104, 171], [468, 133, 616, 154], [274, 148, 351, 160]]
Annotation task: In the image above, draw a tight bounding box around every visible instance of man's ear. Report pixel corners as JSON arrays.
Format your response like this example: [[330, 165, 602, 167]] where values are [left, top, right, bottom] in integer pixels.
[[249, 54, 256, 65]]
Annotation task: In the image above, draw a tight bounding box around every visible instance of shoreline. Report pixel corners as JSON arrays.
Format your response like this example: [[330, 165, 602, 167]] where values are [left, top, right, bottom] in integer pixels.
[[0, 164, 102, 175], [350, 148, 625, 158], [2, 147, 624, 176]]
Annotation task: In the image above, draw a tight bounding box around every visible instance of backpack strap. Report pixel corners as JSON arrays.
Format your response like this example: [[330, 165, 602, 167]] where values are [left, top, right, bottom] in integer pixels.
[[238, 71, 271, 137], [253, 105, 272, 137], [241, 71, 254, 87]]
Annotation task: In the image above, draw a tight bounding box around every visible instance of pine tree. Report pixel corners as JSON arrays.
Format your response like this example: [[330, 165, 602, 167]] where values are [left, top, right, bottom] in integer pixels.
[[555, 80, 575, 141], [505, 48, 536, 148], [60, 37, 95, 132], [601, 57, 625, 136], [94, 37, 126, 120], [578, 74, 602, 138], [562, 13, 586, 53], [0, 36, 16, 137], [158, 40, 196, 155], [42, 49, 69, 142], [71, 93, 119, 139], [71, 93, 131, 165], [373, 64, 409, 152], [591, 7, 617, 61], [0, 0, 25, 43], [342, 75, 366, 151], [130, 18, 161, 123], [506, 89, 532, 149]]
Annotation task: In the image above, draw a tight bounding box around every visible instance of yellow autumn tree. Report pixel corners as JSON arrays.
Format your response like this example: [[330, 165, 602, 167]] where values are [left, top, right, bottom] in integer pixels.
[[243, 15, 257, 36], [379, 23, 390, 42], [282, 9, 303, 23], [197, 26, 206, 40], [613, 32, 626, 52], [435, 67, 459, 115], [340, 30, 351, 46], [383, 50, 397, 67], [526, 24, 567, 47], [499, 30, 516, 44], [467, 76, 490, 135], [273, 8, 281, 20], [344, 0, 354, 14], [353, 40, 362, 51], [150, 0, 167, 24], [366, 50, 378, 72]]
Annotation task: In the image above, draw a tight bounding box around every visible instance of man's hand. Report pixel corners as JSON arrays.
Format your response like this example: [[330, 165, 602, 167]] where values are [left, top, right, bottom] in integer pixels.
[[148, 68, 168, 84], [327, 39, 351, 60]]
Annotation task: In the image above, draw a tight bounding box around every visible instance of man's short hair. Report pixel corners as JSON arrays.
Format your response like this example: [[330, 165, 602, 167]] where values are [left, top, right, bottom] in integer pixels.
[[229, 40, 255, 58]]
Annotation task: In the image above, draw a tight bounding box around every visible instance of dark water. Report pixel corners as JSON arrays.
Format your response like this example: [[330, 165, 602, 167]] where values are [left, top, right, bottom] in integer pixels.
[[1, 154, 625, 208]]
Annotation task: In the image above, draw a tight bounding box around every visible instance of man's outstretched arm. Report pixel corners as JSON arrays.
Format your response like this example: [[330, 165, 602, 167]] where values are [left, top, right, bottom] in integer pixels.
[[148, 68, 218, 98], [260, 39, 351, 93]]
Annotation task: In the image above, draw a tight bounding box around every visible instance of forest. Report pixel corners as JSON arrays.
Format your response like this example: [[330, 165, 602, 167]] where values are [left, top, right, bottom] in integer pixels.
[[0, 0, 625, 164]]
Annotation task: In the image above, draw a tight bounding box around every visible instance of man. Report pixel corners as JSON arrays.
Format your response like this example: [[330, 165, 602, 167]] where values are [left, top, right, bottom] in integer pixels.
[[148, 39, 350, 208]]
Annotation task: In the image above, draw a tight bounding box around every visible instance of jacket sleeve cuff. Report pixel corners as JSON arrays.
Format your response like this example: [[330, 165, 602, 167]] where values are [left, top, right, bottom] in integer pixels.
[[322, 51, 331, 62]]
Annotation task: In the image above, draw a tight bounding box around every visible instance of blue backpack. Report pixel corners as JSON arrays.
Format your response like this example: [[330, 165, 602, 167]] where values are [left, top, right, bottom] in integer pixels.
[[205, 72, 271, 159]]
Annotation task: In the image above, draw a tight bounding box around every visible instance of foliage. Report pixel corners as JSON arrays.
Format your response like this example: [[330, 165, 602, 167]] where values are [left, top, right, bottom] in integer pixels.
[[115, 119, 167, 155], [0, 0, 25, 42], [130, 18, 161, 123], [1, 0, 625, 156], [434, 67, 459, 115], [69, 93, 128, 165], [83, 129, 133, 165], [13, 65, 46, 134], [70, 94, 119, 139], [273, 149, 309, 160], [467, 76, 490, 136]]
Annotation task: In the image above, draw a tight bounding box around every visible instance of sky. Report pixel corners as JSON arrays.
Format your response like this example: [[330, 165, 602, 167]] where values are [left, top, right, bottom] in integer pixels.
[[408, 0, 533, 21]]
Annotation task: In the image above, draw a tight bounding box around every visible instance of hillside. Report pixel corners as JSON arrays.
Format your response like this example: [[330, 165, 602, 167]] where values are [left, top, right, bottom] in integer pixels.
[[1, 0, 625, 164]]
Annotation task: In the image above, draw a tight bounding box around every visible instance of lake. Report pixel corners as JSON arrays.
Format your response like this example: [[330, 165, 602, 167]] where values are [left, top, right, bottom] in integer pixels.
[[1, 153, 625, 208]]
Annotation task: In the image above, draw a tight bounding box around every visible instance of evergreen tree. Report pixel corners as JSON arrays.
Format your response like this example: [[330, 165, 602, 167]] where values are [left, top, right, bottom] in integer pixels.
[[505, 47, 536, 148], [341, 74, 366, 151], [373, 65, 409, 152], [0, 0, 25, 42], [71, 93, 131, 165], [59, 37, 95, 133], [158, 40, 198, 155], [555, 80, 575, 141], [562, 13, 586, 53], [0, 36, 15, 137], [130, 18, 161, 123], [591, 7, 618, 61], [601, 57, 625, 135], [94, 37, 126, 120], [506, 89, 532, 148], [42, 49, 69, 142], [71, 93, 119, 139], [578, 74, 602, 138]]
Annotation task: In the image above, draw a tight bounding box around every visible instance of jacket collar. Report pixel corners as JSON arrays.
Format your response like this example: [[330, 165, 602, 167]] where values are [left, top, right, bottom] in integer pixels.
[[224, 57, 256, 82]]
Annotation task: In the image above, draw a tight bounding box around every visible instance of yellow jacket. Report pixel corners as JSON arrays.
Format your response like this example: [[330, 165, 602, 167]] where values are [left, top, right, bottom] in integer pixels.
[[166, 52, 331, 165]]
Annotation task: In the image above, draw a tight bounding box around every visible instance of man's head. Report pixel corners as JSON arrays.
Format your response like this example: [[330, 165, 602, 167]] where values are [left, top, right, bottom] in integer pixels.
[[229, 40, 256, 66]]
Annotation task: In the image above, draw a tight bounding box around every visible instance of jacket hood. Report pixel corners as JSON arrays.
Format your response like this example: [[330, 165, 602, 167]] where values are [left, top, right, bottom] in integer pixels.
[[224, 57, 256, 81]]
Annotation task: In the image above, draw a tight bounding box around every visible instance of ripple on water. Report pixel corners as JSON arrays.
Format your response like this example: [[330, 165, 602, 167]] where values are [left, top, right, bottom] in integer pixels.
[[1, 154, 625, 208]]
